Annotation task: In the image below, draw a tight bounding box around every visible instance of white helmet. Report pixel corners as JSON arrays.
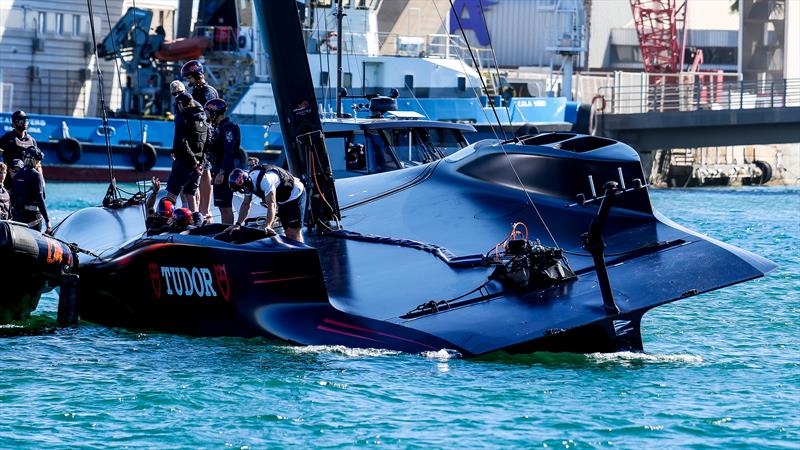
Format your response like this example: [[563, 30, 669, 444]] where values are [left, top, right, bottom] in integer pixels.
[[169, 80, 186, 96]]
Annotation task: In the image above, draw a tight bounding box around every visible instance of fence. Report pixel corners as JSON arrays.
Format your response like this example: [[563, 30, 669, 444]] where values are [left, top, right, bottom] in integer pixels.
[[597, 75, 800, 115]]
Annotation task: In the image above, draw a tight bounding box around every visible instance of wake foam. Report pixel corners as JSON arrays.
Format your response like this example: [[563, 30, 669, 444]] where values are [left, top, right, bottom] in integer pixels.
[[587, 351, 703, 364], [287, 345, 401, 357]]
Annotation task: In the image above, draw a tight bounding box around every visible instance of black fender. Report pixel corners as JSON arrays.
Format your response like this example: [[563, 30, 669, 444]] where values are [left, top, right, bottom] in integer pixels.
[[56, 138, 82, 164], [131, 143, 157, 172]]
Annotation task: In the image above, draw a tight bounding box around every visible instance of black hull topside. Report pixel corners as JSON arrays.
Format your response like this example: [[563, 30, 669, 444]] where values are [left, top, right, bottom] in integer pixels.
[[52, 134, 775, 356]]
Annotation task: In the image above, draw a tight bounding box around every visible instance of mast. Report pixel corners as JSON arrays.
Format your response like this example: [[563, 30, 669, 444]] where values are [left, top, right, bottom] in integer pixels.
[[335, 0, 345, 117], [252, 0, 340, 228]]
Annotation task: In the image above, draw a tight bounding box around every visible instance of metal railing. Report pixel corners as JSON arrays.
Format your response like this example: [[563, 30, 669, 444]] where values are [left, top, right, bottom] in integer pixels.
[[597, 75, 800, 115]]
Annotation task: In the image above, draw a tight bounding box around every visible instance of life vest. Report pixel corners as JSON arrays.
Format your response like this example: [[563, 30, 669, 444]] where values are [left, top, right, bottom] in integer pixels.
[[251, 164, 294, 203]]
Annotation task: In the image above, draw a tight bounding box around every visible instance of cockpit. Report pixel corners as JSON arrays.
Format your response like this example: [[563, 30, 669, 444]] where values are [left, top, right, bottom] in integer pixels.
[[323, 121, 473, 178]]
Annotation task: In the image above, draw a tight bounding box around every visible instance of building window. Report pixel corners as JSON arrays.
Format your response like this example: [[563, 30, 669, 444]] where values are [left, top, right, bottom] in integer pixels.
[[56, 13, 64, 35], [37, 11, 47, 35], [72, 15, 81, 36]]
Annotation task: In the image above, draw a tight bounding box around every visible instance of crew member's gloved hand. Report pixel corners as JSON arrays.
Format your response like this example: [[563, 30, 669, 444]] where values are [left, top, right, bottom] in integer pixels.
[[224, 223, 240, 234], [264, 227, 277, 237]]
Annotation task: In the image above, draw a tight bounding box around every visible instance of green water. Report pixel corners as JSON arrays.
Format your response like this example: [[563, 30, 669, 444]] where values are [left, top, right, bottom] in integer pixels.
[[1, 184, 798, 448]]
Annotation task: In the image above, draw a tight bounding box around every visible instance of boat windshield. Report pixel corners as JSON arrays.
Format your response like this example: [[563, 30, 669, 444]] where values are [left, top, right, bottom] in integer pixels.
[[379, 127, 453, 167], [420, 127, 468, 158]]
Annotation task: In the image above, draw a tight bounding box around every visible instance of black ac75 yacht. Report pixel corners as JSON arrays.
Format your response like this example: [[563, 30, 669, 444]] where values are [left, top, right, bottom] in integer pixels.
[[3, 0, 774, 356]]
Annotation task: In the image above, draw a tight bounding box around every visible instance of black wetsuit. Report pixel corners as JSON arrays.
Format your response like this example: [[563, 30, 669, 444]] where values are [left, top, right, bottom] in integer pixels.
[[0, 131, 37, 190], [10, 166, 49, 230], [191, 83, 219, 108], [210, 117, 241, 208], [0, 130, 37, 165], [166, 102, 209, 196], [0, 185, 10, 220]]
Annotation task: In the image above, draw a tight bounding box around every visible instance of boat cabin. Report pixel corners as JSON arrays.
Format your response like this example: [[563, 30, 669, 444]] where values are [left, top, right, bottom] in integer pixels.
[[268, 119, 475, 178]]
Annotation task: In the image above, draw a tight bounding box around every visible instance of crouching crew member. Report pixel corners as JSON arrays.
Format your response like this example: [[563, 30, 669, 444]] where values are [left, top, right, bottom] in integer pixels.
[[165, 92, 209, 212], [10, 158, 51, 233], [0, 111, 38, 190], [226, 166, 306, 243], [0, 163, 9, 220], [204, 98, 240, 224]]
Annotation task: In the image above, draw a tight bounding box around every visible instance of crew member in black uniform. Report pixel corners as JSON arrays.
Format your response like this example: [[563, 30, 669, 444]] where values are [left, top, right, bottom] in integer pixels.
[[10, 157, 51, 233], [0, 163, 10, 220], [181, 60, 219, 221], [226, 165, 306, 243], [165, 92, 209, 212], [204, 98, 240, 224], [0, 111, 38, 190]]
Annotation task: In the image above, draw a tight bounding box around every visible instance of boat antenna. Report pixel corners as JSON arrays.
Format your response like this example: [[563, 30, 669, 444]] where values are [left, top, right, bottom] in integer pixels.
[[85, 0, 117, 194], [335, 0, 345, 117], [447, 0, 507, 141]]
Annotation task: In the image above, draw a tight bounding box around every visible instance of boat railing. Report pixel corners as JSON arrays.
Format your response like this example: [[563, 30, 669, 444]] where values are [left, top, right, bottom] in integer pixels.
[[596, 75, 800, 114], [304, 28, 491, 64]]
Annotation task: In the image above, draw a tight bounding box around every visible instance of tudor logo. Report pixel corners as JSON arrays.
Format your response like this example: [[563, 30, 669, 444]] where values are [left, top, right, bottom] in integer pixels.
[[292, 100, 312, 117], [151, 265, 230, 300]]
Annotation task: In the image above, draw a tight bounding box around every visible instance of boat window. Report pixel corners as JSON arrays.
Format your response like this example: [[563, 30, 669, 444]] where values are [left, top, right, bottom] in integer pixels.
[[365, 131, 402, 173], [346, 143, 367, 172], [421, 127, 467, 157], [381, 128, 434, 167]]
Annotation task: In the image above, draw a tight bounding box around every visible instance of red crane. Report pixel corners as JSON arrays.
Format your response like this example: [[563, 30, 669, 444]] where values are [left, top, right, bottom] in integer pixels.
[[629, 0, 687, 73]]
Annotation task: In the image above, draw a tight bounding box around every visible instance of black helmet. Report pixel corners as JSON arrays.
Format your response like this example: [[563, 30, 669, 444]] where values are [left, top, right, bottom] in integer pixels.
[[228, 168, 253, 194], [181, 60, 204, 80], [204, 98, 227, 120], [172, 207, 192, 227], [174, 92, 194, 108], [11, 110, 28, 127]]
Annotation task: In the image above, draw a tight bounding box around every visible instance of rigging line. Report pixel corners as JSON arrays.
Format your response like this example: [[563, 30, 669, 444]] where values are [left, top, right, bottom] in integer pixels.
[[126, 0, 149, 201], [478, 0, 513, 130], [429, 1, 502, 140], [403, 80, 430, 119], [446, 0, 507, 141], [323, 8, 333, 113], [101, 0, 148, 222], [314, 7, 328, 114], [438, 0, 559, 247], [343, 15, 360, 99], [86, 0, 116, 189]]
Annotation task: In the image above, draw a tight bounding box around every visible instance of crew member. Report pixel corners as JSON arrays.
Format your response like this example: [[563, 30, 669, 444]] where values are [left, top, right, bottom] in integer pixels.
[[170, 207, 194, 232], [0, 111, 38, 189], [205, 98, 240, 224], [180, 60, 218, 221], [181, 60, 219, 110], [0, 163, 10, 220], [143, 177, 174, 234], [226, 165, 306, 242], [169, 80, 186, 117], [10, 157, 51, 233], [165, 92, 208, 212]]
